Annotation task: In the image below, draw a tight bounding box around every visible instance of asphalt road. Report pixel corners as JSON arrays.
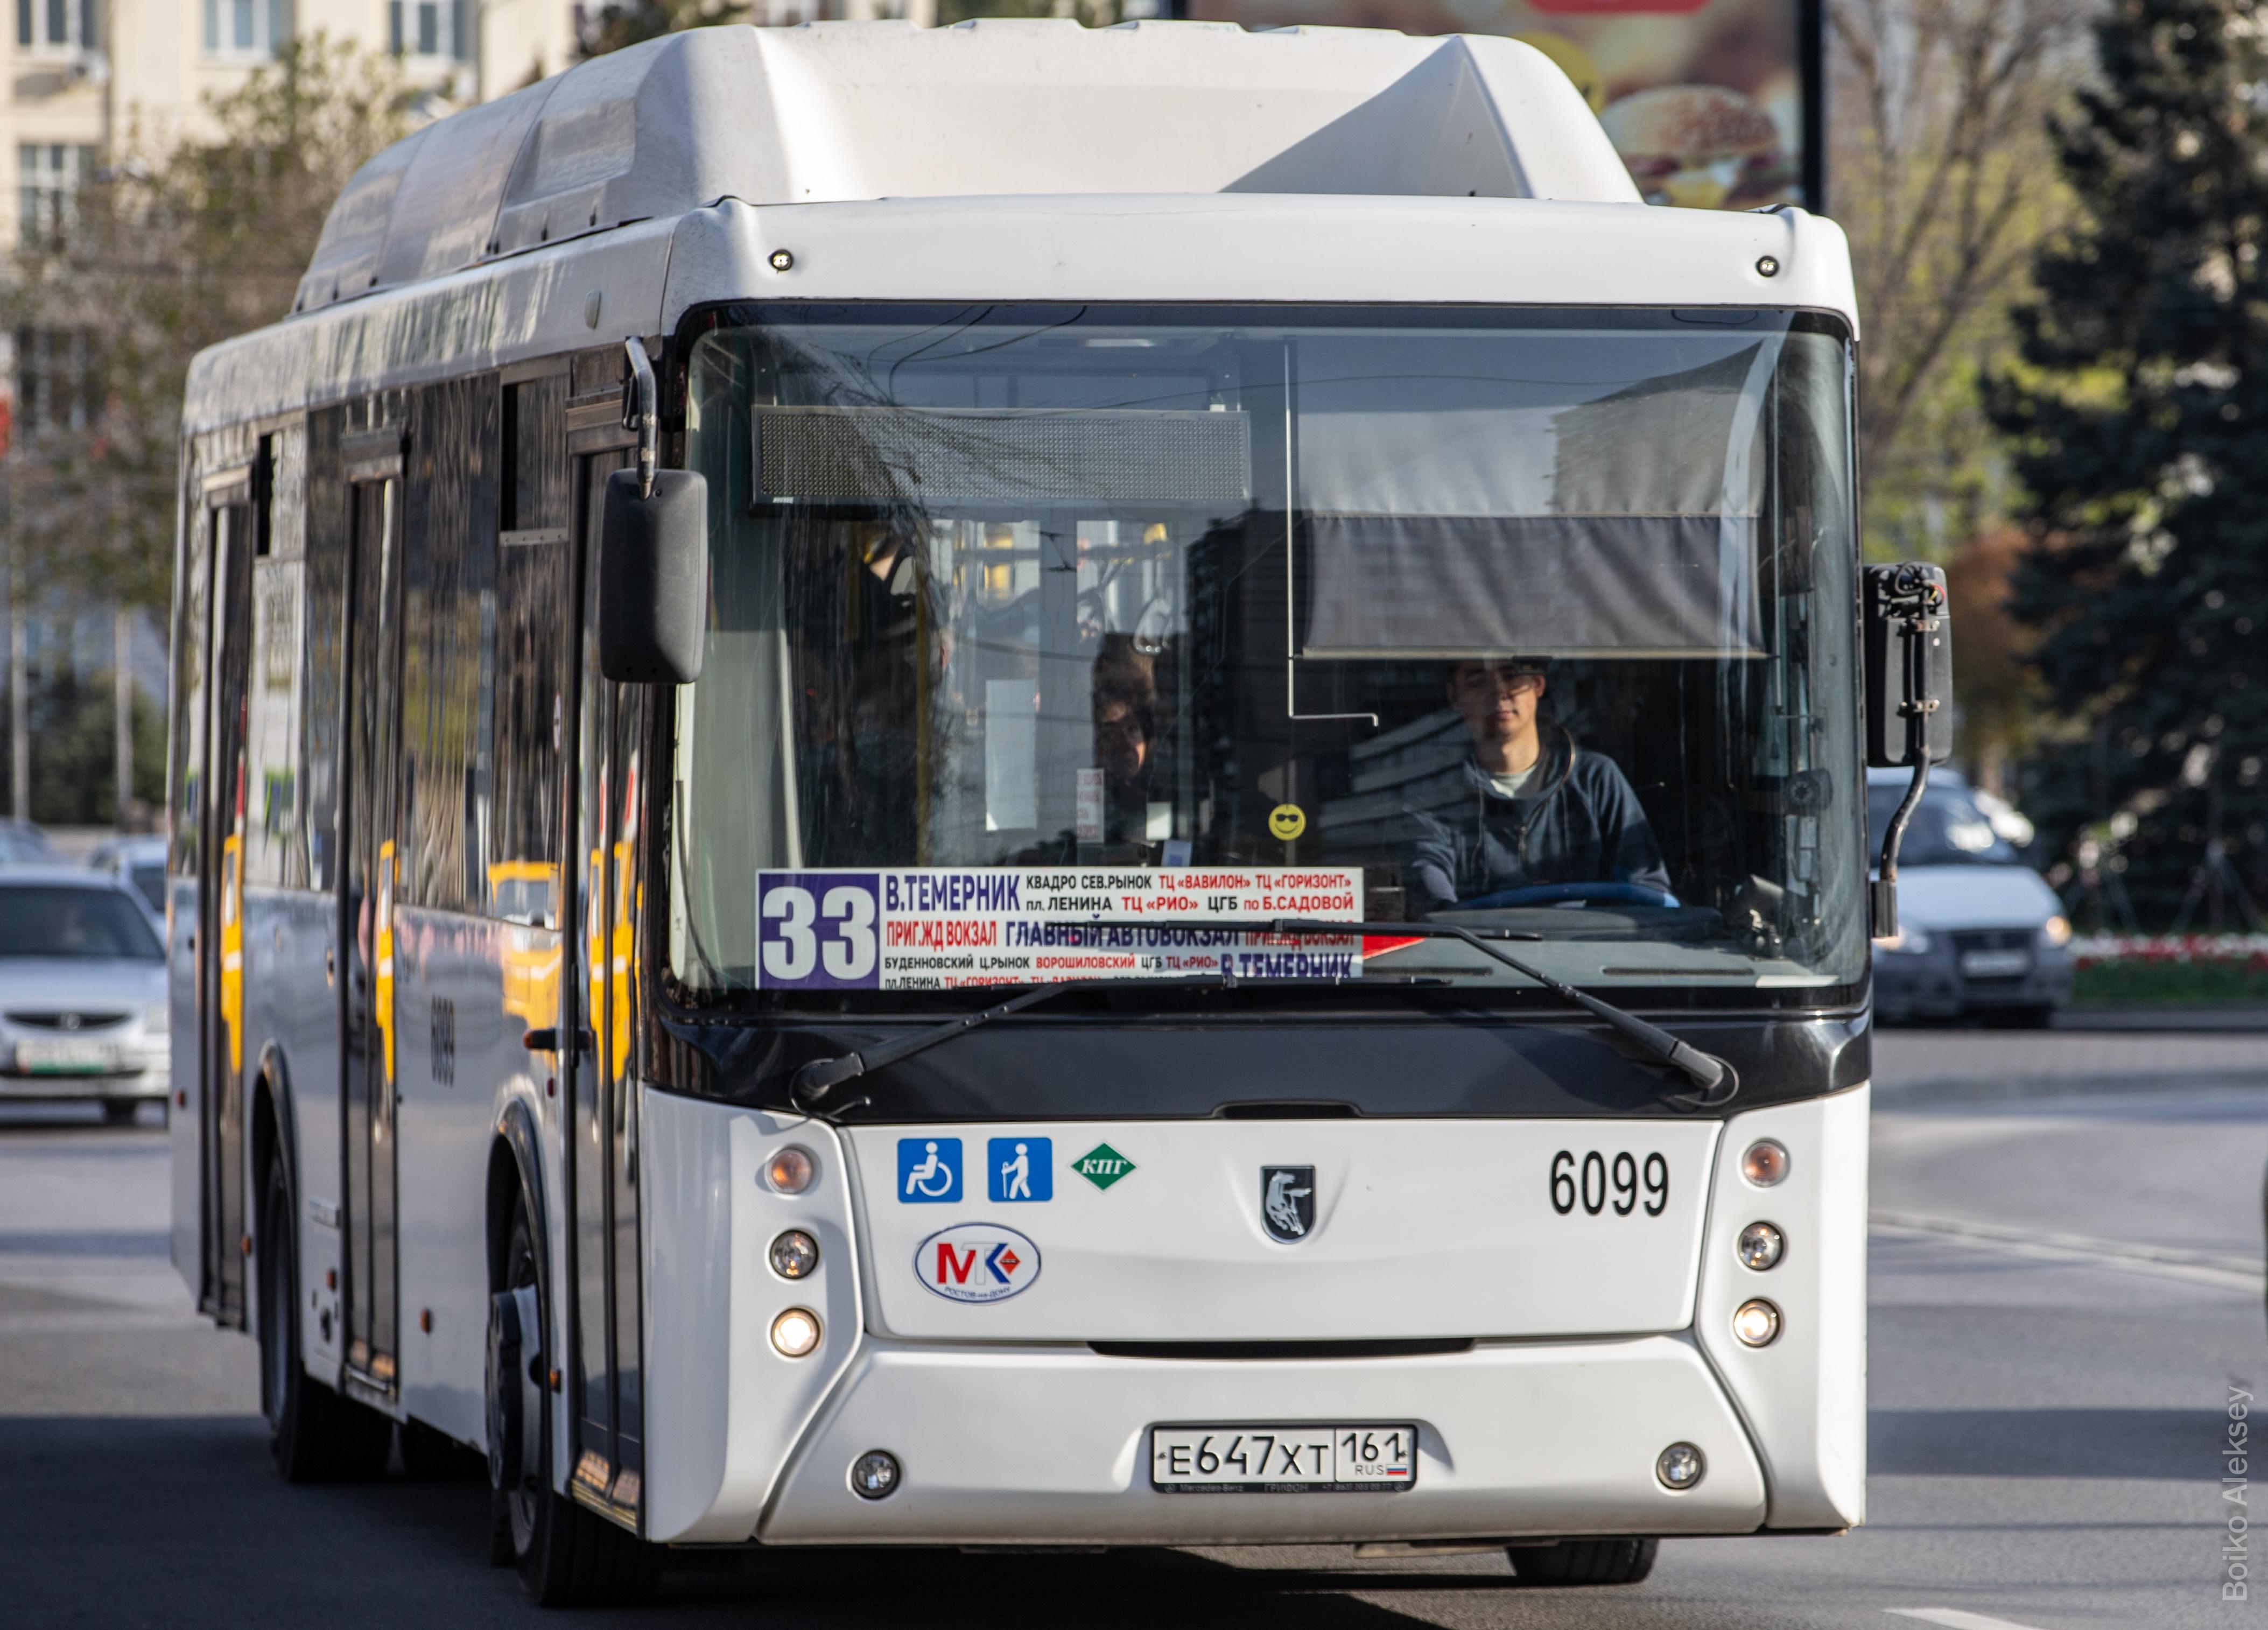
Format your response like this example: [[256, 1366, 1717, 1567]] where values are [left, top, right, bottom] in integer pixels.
[[3, 1027, 2262, 1629]]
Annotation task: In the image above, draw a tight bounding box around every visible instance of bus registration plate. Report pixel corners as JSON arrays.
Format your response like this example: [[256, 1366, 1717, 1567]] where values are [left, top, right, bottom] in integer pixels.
[[1150, 1424, 1416, 1493]]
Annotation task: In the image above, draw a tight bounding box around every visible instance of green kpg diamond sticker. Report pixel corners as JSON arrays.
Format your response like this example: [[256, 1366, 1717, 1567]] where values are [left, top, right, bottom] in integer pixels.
[[1072, 1143, 1136, 1191]]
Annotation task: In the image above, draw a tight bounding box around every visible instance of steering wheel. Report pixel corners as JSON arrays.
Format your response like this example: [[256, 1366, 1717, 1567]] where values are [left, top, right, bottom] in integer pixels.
[[1454, 882, 1683, 911]]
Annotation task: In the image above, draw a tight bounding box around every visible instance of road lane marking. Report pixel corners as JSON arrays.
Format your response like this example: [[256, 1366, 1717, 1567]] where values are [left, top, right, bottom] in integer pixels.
[[1886, 1611, 2055, 1630], [1871, 1210, 2265, 1294]]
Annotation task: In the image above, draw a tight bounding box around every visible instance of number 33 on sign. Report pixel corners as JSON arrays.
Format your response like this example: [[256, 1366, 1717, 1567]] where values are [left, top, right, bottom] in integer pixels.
[[756, 873, 882, 989]]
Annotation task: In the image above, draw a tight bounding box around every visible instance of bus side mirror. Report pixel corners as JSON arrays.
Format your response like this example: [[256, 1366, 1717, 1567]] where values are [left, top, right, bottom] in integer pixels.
[[1863, 562, 1953, 938], [598, 469, 708, 685], [1863, 563, 1953, 769]]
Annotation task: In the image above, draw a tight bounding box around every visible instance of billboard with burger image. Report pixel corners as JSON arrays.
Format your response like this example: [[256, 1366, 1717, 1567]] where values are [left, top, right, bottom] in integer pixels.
[[1183, 0, 1817, 213]]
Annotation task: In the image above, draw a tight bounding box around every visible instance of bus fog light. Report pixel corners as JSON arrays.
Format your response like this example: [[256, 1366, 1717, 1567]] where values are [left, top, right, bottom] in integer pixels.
[[769, 1307, 821, 1358], [1656, 1442, 1705, 1490], [1736, 1221, 1784, 1270], [851, 1450, 901, 1499], [766, 1146, 816, 1194], [1732, 1298, 1781, 1347], [1741, 1139, 1789, 1186], [769, 1229, 818, 1280]]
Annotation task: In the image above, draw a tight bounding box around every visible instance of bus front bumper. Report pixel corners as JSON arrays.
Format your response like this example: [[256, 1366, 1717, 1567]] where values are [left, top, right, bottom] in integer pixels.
[[752, 1334, 1766, 1545]]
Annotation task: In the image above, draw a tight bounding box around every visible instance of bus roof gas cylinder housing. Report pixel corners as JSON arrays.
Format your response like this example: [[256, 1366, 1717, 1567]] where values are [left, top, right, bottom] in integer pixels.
[[290, 20, 1641, 315]]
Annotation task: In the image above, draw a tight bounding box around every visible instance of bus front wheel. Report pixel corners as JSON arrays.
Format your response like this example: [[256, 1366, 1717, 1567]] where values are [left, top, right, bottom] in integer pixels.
[[1508, 1537, 1659, 1586], [494, 1200, 658, 1607]]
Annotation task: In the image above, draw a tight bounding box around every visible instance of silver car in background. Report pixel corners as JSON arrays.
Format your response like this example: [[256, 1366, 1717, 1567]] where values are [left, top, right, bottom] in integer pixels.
[[87, 834, 168, 919], [0, 868, 169, 1122], [1869, 769, 2075, 1026]]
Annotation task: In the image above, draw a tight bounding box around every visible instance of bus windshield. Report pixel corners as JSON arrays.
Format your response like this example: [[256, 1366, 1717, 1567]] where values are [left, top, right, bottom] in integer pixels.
[[671, 304, 1864, 1002]]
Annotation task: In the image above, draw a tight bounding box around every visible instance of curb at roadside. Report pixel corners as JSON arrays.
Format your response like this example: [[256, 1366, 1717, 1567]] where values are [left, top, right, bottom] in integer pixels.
[[1873, 1070, 2268, 1108]]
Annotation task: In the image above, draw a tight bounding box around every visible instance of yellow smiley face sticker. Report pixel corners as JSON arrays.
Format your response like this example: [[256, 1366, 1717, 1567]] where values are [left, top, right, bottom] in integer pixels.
[[1268, 804, 1307, 841]]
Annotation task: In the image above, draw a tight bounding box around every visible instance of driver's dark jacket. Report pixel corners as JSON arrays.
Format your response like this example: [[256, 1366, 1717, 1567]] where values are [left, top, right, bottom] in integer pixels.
[[1403, 733, 1671, 914]]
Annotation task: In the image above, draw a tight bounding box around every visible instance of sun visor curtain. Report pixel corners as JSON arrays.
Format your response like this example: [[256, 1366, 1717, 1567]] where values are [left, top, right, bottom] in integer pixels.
[[1301, 514, 1760, 658], [1297, 343, 1773, 659], [752, 405, 1253, 508]]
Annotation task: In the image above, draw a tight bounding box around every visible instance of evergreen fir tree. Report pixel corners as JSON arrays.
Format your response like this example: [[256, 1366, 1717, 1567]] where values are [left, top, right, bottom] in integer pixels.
[[1993, 0, 2268, 924]]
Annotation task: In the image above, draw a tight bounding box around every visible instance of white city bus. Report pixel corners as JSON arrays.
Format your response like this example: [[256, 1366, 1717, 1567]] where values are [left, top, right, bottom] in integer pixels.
[[171, 21, 1919, 1605]]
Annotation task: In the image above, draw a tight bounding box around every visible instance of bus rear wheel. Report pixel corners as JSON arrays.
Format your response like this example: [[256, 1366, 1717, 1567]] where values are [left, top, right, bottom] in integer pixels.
[[1508, 1537, 1658, 1586], [495, 1200, 658, 1607], [257, 1157, 391, 1483]]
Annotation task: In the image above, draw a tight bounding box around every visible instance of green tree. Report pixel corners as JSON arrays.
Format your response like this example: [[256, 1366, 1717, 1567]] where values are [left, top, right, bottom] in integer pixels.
[[576, 1, 747, 60], [1828, 0, 2087, 790], [4, 35, 411, 613], [1831, 0, 2088, 561], [1993, 0, 2268, 922], [0, 669, 166, 826]]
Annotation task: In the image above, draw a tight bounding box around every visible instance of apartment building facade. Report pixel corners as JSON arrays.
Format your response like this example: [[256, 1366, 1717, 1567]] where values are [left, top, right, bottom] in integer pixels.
[[6, 0, 586, 260]]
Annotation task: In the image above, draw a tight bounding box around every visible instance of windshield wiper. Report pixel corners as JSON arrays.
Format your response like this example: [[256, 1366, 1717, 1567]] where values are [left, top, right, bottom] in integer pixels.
[[1272, 918, 1737, 1109], [789, 917, 1736, 1113], [788, 969, 1448, 1113]]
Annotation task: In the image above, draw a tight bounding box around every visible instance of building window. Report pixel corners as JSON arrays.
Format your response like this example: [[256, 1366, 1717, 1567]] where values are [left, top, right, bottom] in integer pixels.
[[18, 143, 94, 245], [15, 328, 92, 436], [203, 0, 290, 58], [16, 0, 97, 52], [389, 0, 473, 61]]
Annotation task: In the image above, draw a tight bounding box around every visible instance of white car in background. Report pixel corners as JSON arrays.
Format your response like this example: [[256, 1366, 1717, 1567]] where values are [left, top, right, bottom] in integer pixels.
[[0, 868, 169, 1123], [1869, 769, 2074, 1027]]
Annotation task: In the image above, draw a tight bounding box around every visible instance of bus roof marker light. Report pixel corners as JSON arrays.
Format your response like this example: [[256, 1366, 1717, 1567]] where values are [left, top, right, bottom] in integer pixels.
[[767, 1146, 816, 1194], [1741, 1140, 1789, 1186], [1655, 1442, 1705, 1490], [1732, 1299, 1781, 1347], [851, 1450, 901, 1500], [770, 1307, 821, 1358]]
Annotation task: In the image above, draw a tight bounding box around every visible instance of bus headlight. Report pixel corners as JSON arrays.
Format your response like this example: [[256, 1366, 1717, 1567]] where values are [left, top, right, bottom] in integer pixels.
[[1736, 1221, 1784, 1270], [1732, 1298, 1781, 1347], [769, 1229, 818, 1280], [769, 1307, 821, 1358]]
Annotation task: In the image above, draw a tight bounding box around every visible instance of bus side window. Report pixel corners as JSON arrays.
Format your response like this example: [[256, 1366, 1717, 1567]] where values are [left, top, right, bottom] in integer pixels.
[[399, 376, 501, 914], [245, 425, 308, 891], [303, 409, 349, 894], [493, 373, 569, 932]]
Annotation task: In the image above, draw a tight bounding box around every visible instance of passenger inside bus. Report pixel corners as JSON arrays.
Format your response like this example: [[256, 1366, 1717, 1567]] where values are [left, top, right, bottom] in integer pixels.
[[1401, 657, 1672, 916], [1090, 639, 1161, 848]]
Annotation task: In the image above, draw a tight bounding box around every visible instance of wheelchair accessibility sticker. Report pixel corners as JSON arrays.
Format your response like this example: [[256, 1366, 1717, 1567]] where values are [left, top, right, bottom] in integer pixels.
[[897, 1137, 962, 1203], [917, 1221, 1041, 1304]]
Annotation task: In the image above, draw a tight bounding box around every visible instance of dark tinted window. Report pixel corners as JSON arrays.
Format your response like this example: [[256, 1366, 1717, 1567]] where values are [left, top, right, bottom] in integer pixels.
[[1865, 787, 2017, 867], [0, 886, 163, 959]]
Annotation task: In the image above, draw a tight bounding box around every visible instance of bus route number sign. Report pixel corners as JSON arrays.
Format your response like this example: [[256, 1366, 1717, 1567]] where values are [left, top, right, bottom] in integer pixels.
[[755, 868, 1364, 991], [756, 872, 884, 990]]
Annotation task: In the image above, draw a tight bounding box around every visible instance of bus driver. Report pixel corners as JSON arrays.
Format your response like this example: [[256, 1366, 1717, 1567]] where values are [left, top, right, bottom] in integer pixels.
[[1403, 657, 1673, 916]]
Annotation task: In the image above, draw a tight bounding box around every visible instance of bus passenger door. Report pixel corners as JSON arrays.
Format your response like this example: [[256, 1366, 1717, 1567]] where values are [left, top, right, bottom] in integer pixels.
[[341, 467, 406, 1396], [197, 489, 255, 1325], [566, 447, 647, 1525]]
